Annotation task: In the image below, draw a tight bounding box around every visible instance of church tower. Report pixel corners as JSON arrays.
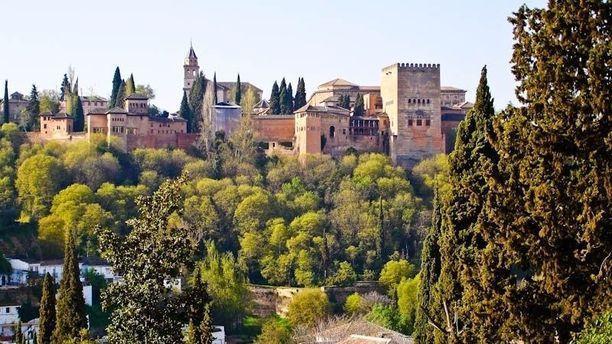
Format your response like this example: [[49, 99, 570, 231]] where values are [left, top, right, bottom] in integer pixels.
[[183, 43, 199, 93]]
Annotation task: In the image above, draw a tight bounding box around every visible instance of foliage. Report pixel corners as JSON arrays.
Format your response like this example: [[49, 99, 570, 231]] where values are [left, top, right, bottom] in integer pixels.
[[97, 177, 199, 343], [397, 274, 420, 334], [287, 289, 330, 327], [135, 84, 155, 99], [353, 93, 364, 116], [344, 293, 368, 315], [234, 74, 242, 105], [270, 81, 280, 115], [38, 273, 56, 344], [16, 154, 66, 222], [2, 80, 9, 124], [255, 316, 292, 344], [378, 259, 416, 297], [109, 67, 121, 108], [574, 311, 612, 344], [294, 77, 307, 110], [52, 230, 87, 343]]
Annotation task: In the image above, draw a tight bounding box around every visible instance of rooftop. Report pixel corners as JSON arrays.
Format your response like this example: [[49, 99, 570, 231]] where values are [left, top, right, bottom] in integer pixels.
[[125, 93, 149, 100], [441, 86, 467, 92], [295, 104, 351, 116]]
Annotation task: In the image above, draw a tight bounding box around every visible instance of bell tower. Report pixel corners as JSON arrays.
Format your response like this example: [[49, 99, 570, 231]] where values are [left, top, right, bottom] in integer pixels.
[[183, 43, 199, 93]]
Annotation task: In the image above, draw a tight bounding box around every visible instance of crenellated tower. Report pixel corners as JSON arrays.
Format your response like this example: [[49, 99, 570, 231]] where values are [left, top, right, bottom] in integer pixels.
[[183, 43, 199, 93], [381, 63, 443, 168]]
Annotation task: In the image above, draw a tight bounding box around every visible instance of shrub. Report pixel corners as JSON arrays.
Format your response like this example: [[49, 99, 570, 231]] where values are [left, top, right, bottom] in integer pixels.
[[287, 289, 330, 327]]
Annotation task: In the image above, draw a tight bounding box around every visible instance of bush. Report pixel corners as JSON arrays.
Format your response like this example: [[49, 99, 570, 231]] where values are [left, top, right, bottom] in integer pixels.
[[344, 293, 368, 315], [287, 289, 330, 327], [378, 259, 416, 297], [255, 316, 292, 344]]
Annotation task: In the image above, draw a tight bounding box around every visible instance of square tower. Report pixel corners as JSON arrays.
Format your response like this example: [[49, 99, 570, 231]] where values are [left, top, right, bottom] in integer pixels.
[[381, 63, 443, 168]]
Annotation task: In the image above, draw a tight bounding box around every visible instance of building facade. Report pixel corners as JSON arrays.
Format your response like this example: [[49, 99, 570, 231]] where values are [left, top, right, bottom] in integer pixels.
[[1, 92, 28, 123]]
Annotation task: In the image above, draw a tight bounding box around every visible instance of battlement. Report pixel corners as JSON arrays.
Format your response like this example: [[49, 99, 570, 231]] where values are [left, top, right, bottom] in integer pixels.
[[383, 63, 440, 72]]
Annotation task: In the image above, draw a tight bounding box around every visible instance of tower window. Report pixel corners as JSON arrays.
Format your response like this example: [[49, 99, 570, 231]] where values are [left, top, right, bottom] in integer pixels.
[[408, 119, 413, 126], [416, 119, 422, 126], [426, 119, 431, 126]]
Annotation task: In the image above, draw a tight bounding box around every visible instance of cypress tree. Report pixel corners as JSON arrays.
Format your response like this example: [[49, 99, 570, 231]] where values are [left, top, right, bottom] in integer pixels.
[[234, 74, 241, 105], [60, 74, 70, 101], [270, 81, 280, 115], [38, 273, 56, 344], [279, 86, 288, 114], [286, 82, 294, 113], [294, 77, 307, 109], [180, 91, 192, 122], [27, 84, 40, 130], [188, 72, 206, 132], [109, 67, 122, 108], [126, 73, 136, 96], [74, 95, 84, 132], [353, 93, 364, 116], [213, 72, 218, 105], [279, 78, 287, 101], [3, 80, 9, 124], [72, 78, 79, 95], [52, 230, 87, 343], [115, 80, 126, 109], [475, 2, 611, 341], [199, 304, 214, 344]]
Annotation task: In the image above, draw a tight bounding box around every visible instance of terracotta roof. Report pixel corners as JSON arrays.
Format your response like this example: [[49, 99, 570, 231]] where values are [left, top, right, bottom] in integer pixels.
[[441, 86, 466, 92], [319, 78, 357, 88], [294, 104, 350, 116], [125, 93, 149, 100], [87, 107, 108, 115], [314, 319, 413, 344], [106, 107, 128, 114], [81, 96, 108, 102], [337, 335, 393, 344]]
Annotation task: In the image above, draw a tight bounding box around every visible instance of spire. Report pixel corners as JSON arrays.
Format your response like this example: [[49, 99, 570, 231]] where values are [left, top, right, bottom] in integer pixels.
[[187, 42, 197, 60]]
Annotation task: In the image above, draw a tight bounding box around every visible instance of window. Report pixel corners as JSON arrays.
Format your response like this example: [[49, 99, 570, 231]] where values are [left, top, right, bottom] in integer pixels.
[[408, 119, 413, 126], [6, 307, 9, 313], [329, 126, 335, 138], [416, 119, 422, 126], [426, 119, 431, 126]]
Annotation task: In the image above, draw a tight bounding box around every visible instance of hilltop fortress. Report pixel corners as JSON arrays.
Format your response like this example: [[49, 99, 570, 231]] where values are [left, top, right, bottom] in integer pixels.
[[27, 46, 472, 168]]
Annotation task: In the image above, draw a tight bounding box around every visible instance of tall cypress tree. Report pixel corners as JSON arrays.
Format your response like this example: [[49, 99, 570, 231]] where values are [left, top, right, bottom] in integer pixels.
[[27, 84, 40, 131], [188, 72, 206, 132], [38, 273, 56, 344], [109, 67, 122, 108], [180, 91, 192, 123], [294, 77, 307, 109], [14, 321, 23, 344], [199, 304, 214, 344], [115, 80, 126, 109], [126, 73, 136, 96], [234, 73, 242, 105], [286, 82, 294, 113], [52, 230, 87, 343], [270, 81, 280, 115], [213, 72, 218, 105], [60, 74, 70, 101], [476, 2, 611, 341], [73, 95, 84, 132], [353, 93, 364, 116], [3, 80, 9, 124]]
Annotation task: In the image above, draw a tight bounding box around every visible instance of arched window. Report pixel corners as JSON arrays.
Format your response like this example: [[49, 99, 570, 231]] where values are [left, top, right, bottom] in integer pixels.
[[329, 126, 335, 138]]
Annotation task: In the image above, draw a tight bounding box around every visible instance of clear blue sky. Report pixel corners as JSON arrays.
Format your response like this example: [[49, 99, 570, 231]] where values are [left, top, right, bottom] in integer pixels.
[[1, 0, 546, 112]]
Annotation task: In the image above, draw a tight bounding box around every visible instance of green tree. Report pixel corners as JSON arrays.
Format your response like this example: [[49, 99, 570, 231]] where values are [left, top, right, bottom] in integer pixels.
[[234, 73, 241, 105], [353, 93, 364, 116], [114, 80, 126, 109], [574, 311, 612, 344], [294, 77, 307, 109], [135, 84, 155, 99], [379, 259, 416, 297], [397, 274, 420, 334], [26, 84, 40, 131], [255, 317, 292, 344], [97, 177, 200, 343], [38, 273, 56, 344], [60, 74, 70, 101], [3, 80, 9, 124], [470, 2, 611, 341], [287, 289, 330, 327], [280, 81, 293, 114], [344, 293, 367, 314], [270, 81, 280, 115], [213, 72, 218, 105], [39, 90, 60, 114], [180, 91, 192, 123], [52, 230, 87, 343], [14, 321, 23, 344], [109, 67, 122, 108], [189, 72, 206, 132], [16, 154, 66, 222], [73, 95, 84, 132], [125, 73, 136, 96], [198, 304, 214, 344]]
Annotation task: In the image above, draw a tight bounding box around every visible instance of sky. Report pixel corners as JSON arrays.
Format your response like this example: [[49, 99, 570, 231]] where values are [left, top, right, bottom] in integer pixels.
[[1, 0, 546, 112]]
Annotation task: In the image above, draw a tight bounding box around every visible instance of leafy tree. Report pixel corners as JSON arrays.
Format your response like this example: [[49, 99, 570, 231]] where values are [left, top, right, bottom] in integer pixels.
[[60, 74, 70, 101], [39, 90, 61, 114], [125, 73, 136, 96], [16, 154, 66, 222], [135, 84, 155, 99], [326, 261, 357, 286], [3, 80, 9, 124], [189, 72, 206, 132], [26, 84, 40, 131], [73, 95, 84, 132], [344, 293, 368, 314], [353, 93, 364, 116], [241, 86, 259, 115], [234, 74, 242, 105], [114, 80, 126, 109], [269, 81, 280, 115], [255, 317, 291, 344], [109, 67, 121, 108], [397, 274, 420, 334], [38, 273, 56, 344], [97, 177, 199, 343], [287, 289, 330, 327], [199, 241, 249, 330], [198, 304, 214, 344], [574, 311, 612, 344], [378, 259, 416, 297], [294, 77, 307, 109], [180, 91, 192, 123], [52, 230, 88, 343], [469, 2, 611, 341]]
